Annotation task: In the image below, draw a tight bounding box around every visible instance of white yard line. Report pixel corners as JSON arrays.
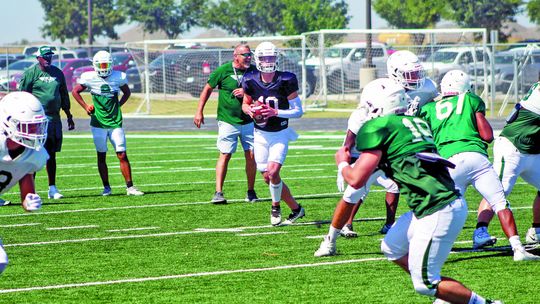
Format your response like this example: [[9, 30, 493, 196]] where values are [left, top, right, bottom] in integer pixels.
[[236, 231, 288, 237], [0, 223, 41, 228], [107, 227, 160, 232], [45, 225, 99, 231], [0, 257, 384, 294]]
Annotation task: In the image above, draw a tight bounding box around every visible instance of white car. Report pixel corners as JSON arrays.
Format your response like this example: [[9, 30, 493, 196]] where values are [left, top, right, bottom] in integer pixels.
[[422, 46, 490, 85], [304, 41, 389, 93]]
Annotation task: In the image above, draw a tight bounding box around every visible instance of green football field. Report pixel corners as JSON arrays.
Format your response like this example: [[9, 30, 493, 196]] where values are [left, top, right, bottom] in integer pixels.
[[0, 133, 538, 303]]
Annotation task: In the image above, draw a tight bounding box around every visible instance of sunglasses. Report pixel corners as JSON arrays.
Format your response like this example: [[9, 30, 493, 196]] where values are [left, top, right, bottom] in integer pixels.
[[236, 52, 252, 58]]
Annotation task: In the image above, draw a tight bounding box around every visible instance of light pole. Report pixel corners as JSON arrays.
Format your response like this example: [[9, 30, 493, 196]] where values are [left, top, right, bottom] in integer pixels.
[[359, 0, 377, 89], [88, 0, 93, 54]]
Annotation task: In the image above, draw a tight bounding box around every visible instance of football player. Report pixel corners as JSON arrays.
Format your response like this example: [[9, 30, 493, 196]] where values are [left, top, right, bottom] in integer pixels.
[[241, 41, 304, 226], [320, 50, 437, 246], [72, 51, 144, 196], [419, 70, 539, 261], [336, 78, 501, 304], [315, 97, 400, 257], [387, 50, 438, 115], [474, 80, 540, 246], [0, 92, 49, 274]]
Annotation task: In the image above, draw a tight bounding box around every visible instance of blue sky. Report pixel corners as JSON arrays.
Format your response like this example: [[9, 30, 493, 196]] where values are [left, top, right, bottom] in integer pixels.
[[0, 0, 535, 44]]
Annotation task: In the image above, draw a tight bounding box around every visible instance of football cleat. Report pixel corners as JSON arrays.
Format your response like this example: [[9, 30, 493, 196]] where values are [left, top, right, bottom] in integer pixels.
[[314, 236, 337, 257], [281, 206, 305, 225], [245, 190, 258, 203], [513, 246, 540, 261], [211, 191, 226, 204], [472, 227, 497, 249], [126, 186, 144, 196], [525, 227, 540, 244], [102, 186, 112, 196], [340, 224, 358, 238], [270, 205, 282, 226], [0, 198, 11, 207], [379, 223, 392, 234], [48, 186, 64, 199]]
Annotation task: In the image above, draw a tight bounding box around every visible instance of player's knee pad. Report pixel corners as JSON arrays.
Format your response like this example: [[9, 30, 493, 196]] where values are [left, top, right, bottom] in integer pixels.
[[342, 185, 367, 204], [385, 182, 399, 194], [492, 199, 510, 214], [412, 281, 437, 297]]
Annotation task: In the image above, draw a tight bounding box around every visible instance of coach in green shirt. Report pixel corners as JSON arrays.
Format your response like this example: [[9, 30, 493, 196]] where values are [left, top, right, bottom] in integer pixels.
[[19, 46, 75, 200], [194, 44, 258, 204]]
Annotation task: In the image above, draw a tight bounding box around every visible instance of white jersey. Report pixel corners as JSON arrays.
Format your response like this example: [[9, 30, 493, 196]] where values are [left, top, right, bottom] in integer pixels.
[[78, 70, 128, 97], [0, 135, 48, 195], [346, 107, 369, 158], [521, 83, 540, 115], [407, 78, 438, 108]]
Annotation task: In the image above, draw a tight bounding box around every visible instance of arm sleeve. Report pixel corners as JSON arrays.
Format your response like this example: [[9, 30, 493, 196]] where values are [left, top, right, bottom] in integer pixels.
[[277, 96, 303, 118], [18, 71, 32, 93], [58, 72, 71, 112]]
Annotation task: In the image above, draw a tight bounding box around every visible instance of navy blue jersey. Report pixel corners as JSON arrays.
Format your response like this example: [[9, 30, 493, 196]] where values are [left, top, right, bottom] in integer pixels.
[[242, 71, 299, 132]]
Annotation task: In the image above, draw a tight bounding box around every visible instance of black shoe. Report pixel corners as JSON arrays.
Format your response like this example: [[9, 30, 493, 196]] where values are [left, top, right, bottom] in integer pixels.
[[285, 205, 305, 224], [211, 191, 227, 204], [245, 190, 259, 203]]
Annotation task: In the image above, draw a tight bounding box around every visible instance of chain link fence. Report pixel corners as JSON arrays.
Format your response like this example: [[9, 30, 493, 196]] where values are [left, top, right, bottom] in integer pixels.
[[4, 30, 540, 117]]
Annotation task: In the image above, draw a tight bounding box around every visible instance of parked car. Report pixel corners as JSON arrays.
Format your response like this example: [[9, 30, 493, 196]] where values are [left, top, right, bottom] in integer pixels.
[[71, 52, 137, 90], [52, 58, 92, 91], [495, 47, 540, 93], [0, 59, 37, 91], [422, 46, 490, 84], [304, 41, 389, 93], [128, 50, 316, 98], [0, 54, 25, 70]]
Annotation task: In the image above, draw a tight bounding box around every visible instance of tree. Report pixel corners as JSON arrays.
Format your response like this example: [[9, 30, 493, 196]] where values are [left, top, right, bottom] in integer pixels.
[[281, 0, 350, 36], [373, 0, 446, 44], [119, 0, 206, 40], [39, 0, 125, 44], [444, 0, 521, 42], [526, 0, 540, 26], [203, 0, 285, 37]]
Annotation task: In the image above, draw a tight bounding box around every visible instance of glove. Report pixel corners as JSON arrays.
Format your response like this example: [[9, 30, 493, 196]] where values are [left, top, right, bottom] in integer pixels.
[[23, 193, 42, 212], [336, 171, 345, 192], [405, 96, 420, 116]]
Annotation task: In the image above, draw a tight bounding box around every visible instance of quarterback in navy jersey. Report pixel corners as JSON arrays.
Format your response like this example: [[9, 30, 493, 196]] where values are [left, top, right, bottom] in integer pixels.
[[242, 69, 298, 132], [241, 41, 305, 226]]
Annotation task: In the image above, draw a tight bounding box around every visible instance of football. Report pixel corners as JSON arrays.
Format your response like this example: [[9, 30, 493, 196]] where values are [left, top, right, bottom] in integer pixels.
[[251, 103, 268, 127]]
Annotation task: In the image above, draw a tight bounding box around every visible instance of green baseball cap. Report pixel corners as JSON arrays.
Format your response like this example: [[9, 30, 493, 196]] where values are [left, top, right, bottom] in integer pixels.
[[38, 46, 54, 57]]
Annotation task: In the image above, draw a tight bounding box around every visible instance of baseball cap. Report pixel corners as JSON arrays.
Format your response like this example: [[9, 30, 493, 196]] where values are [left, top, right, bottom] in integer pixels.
[[38, 46, 54, 57]]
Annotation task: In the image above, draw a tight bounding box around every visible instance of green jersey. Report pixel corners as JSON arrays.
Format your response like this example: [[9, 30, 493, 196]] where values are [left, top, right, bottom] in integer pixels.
[[356, 115, 459, 218], [78, 70, 126, 129], [418, 92, 487, 159], [207, 62, 254, 125], [501, 82, 540, 154], [19, 64, 70, 122]]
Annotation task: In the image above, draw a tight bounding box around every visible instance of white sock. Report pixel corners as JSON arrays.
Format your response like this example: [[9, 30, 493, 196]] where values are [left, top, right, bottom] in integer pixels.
[[468, 292, 487, 304], [509, 235, 523, 251], [269, 181, 283, 203], [328, 225, 341, 243]]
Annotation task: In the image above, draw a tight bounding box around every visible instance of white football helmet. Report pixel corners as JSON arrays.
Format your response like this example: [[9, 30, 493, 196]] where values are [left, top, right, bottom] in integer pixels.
[[387, 50, 425, 90], [254, 41, 279, 73], [93, 50, 113, 77], [440, 70, 473, 96], [360, 78, 409, 120], [0, 92, 48, 150]]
